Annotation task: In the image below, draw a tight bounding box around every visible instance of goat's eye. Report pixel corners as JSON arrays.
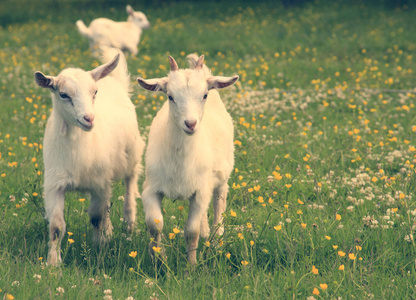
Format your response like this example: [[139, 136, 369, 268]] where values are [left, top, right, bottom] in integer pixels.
[[168, 95, 174, 102], [59, 92, 70, 99], [203, 94, 208, 100]]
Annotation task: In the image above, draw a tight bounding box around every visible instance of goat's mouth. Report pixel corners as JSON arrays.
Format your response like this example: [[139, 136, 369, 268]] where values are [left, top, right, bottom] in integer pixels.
[[77, 119, 94, 131], [183, 128, 196, 135]]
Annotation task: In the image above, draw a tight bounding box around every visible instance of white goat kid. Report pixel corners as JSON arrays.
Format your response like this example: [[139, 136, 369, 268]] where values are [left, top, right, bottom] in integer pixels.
[[35, 49, 145, 267], [137, 54, 238, 265], [76, 5, 150, 55]]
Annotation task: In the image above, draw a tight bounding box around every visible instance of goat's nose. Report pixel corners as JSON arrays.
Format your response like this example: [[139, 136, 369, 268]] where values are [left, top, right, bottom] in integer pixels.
[[84, 114, 95, 123], [184, 119, 197, 131]]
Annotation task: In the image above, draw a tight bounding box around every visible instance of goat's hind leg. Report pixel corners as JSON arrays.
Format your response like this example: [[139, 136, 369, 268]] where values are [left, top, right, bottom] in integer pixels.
[[212, 183, 228, 236], [45, 188, 66, 267], [89, 187, 113, 244], [123, 173, 139, 232]]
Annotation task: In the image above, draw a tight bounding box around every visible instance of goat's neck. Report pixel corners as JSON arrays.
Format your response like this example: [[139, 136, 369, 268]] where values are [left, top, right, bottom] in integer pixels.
[[52, 111, 83, 140], [166, 115, 199, 152]]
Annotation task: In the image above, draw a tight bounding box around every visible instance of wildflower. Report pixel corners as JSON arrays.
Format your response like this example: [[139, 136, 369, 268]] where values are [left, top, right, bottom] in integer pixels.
[[268, 198, 273, 204], [154, 219, 161, 224], [312, 287, 320, 295], [168, 233, 176, 239], [349, 253, 356, 260], [312, 265, 318, 274], [79, 198, 85, 202], [339, 264, 345, 271], [325, 236, 331, 240], [274, 225, 282, 231], [301, 223, 307, 229], [246, 222, 252, 229], [253, 185, 260, 191], [257, 196, 264, 203], [241, 260, 249, 266], [356, 245, 362, 251], [5, 294, 15, 300], [68, 238, 74, 244], [67, 232, 73, 236], [333, 245, 338, 250], [178, 206, 184, 211], [250, 240, 254, 246], [173, 228, 180, 234], [225, 253, 231, 259], [238, 233, 244, 240], [152, 246, 161, 253], [285, 184, 292, 189], [56, 287, 65, 294], [319, 283, 328, 290], [129, 251, 137, 258], [205, 241, 210, 247], [338, 251, 346, 257], [298, 199, 304, 205], [336, 214, 341, 220], [230, 209, 237, 217]]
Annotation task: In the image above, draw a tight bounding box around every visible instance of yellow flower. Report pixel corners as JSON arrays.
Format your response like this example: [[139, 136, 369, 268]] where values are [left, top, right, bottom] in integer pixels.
[[152, 246, 161, 253], [205, 241, 211, 247], [312, 287, 320, 295], [178, 206, 184, 211], [253, 185, 261, 191], [349, 253, 356, 260], [79, 198, 85, 202], [319, 283, 328, 290], [154, 219, 161, 224], [274, 225, 282, 231], [225, 253, 231, 259], [297, 199, 304, 205], [67, 232, 73, 236], [168, 233, 176, 239], [32, 192, 38, 197], [301, 223, 307, 229], [285, 184, 292, 189], [336, 214, 341, 220], [238, 233, 244, 240], [333, 245, 338, 250], [268, 197, 273, 204], [258, 196, 264, 203], [129, 251, 137, 258], [338, 251, 346, 257], [173, 227, 180, 234], [339, 264, 345, 271], [68, 238, 74, 244], [5, 294, 15, 300], [356, 245, 362, 251], [250, 240, 254, 246], [325, 236, 331, 240], [241, 260, 249, 266], [230, 209, 237, 217], [312, 265, 318, 274], [246, 222, 252, 229]]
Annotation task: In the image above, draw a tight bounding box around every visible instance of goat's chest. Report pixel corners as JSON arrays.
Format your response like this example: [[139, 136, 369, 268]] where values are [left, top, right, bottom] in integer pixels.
[[150, 149, 211, 199]]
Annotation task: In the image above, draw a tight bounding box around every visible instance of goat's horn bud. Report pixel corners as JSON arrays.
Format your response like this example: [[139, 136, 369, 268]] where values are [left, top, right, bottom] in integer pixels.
[[168, 56, 179, 71], [196, 55, 205, 68]]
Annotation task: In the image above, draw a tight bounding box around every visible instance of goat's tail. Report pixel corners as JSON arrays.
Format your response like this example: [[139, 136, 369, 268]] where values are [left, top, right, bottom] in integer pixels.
[[76, 20, 92, 38], [100, 46, 131, 92], [187, 53, 211, 75]]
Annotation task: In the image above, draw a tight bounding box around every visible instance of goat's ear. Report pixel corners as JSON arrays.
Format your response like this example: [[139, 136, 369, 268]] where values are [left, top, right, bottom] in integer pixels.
[[90, 54, 119, 81], [126, 5, 134, 15], [137, 77, 168, 93], [207, 75, 239, 90], [35, 71, 55, 89]]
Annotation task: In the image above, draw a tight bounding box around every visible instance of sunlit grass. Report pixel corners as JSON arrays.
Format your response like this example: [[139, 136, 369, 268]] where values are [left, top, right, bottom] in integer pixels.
[[1, 0, 416, 299]]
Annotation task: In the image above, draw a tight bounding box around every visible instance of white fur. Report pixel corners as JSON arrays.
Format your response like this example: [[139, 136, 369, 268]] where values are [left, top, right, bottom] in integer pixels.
[[35, 47, 145, 267], [76, 5, 150, 56], [137, 54, 238, 265]]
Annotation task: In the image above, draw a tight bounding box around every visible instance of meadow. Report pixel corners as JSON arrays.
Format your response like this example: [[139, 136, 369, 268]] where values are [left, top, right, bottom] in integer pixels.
[[1, 0, 416, 299]]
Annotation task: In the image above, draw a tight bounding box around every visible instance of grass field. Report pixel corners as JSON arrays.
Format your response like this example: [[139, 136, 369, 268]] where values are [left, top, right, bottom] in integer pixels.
[[1, 0, 416, 299]]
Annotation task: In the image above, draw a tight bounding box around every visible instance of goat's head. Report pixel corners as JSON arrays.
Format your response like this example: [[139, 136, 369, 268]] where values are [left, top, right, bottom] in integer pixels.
[[126, 5, 150, 29], [35, 54, 120, 132], [137, 54, 238, 135]]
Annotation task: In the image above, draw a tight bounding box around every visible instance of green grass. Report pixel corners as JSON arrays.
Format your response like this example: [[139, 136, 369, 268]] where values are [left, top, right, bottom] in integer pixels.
[[1, 0, 416, 299]]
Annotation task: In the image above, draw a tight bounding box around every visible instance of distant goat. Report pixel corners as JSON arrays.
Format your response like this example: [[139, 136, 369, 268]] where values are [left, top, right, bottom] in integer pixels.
[[137, 54, 238, 264], [76, 5, 150, 55], [35, 47, 145, 266]]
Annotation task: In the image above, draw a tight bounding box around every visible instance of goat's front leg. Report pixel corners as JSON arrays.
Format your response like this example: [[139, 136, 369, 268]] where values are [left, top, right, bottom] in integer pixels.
[[45, 187, 66, 267], [142, 185, 164, 259], [186, 189, 212, 265], [89, 186, 113, 244]]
